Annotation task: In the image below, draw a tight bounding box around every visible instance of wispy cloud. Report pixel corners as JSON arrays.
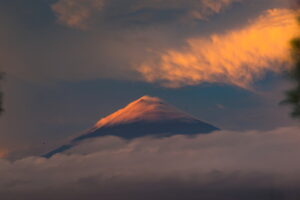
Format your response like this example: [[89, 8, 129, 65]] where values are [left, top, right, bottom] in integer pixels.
[[52, 0, 241, 29], [52, 0, 105, 29], [138, 9, 297, 88], [1, 126, 300, 199]]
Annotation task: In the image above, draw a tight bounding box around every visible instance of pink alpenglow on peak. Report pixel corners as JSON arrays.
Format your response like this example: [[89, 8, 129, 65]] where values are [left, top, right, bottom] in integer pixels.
[[95, 95, 200, 128], [43, 95, 219, 158]]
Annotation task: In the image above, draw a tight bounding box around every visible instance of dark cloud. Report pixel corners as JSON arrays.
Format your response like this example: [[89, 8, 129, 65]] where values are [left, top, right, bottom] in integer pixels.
[[0, 73, 3, 114], [52, 0, 242, 30], [1, 127, 300, 199]]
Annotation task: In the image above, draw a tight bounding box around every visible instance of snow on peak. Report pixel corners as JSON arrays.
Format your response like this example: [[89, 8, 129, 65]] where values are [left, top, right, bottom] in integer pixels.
[[95, 95, 198, 128]]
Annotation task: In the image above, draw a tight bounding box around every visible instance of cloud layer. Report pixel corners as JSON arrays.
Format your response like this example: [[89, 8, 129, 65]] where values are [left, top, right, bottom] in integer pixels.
[[1, 126, 300, 199], [52, 0, 241, 29], [3, 1, 294, 88], [138, 9, 297, 88]]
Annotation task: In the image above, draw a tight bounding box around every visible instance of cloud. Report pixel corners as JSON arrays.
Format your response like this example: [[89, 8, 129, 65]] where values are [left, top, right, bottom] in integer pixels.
[[52, 0, 105, 29], [52, 0, 241, 29], [1, 126, 300, 199], [3, 1, 292, 86], [138, 9, 297, 88]]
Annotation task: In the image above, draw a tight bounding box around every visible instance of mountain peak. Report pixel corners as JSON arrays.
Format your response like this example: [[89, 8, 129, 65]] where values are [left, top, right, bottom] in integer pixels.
[[95, 95, 197, 128], [128, 95, 165, 109], [134, 95, 166, 105], [137, 95, 162, 102], [43, 95, 219, 158]]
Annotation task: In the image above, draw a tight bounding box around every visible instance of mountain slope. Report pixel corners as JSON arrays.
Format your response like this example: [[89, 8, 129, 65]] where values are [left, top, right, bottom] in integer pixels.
[[44, 96, 219, 157]]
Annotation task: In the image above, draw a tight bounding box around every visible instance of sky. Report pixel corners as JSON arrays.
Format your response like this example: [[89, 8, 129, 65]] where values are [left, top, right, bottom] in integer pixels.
[[0, 0, 299, 158], [1, 0, 300, 199]]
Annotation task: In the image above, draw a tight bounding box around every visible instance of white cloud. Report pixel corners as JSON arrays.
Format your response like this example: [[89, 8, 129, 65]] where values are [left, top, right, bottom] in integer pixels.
[[1, 126, 300, 199]]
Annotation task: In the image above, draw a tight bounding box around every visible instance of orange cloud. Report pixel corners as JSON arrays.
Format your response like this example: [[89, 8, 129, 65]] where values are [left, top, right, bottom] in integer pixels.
[[0, 150, 7, 159], [138, 9, 297, 88]]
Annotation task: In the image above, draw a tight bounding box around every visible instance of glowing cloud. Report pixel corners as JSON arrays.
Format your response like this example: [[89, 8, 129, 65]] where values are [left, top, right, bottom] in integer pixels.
[[138, 9, 297, 88]]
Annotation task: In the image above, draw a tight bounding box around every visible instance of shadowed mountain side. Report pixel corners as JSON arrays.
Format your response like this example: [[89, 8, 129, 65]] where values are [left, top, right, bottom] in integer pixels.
[[73, 119, 218, 142], [43, 96, 219, 158], [43, 120, 218, 158]]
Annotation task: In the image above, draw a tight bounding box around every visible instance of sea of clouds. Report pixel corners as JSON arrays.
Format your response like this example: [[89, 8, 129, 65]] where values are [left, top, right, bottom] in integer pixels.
[[1, 126, 300, 200]]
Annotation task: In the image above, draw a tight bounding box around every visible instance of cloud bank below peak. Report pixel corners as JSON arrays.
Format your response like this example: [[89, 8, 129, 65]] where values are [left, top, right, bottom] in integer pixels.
[[1, 126, 300, 199]]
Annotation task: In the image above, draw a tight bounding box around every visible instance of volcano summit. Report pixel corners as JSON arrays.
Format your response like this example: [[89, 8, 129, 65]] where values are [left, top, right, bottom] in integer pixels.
[[44, 96, 219, 157]]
